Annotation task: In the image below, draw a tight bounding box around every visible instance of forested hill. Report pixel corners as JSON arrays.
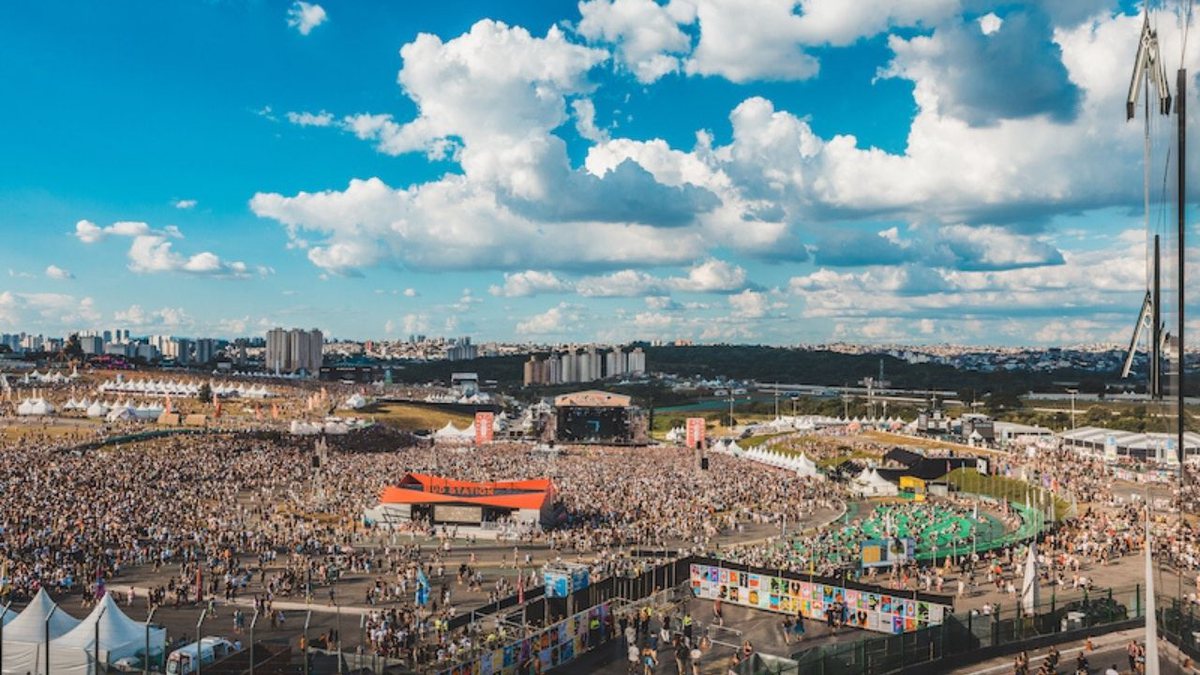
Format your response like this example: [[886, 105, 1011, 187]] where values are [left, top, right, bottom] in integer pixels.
[[386, 345, 1129, 396]]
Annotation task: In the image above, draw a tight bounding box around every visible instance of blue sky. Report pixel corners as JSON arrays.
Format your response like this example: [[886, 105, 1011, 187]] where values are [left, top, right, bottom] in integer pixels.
[[0, 0, 1185, 345]]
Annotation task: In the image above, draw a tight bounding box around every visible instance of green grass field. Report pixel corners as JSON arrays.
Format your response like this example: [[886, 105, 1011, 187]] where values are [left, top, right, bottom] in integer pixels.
[[339, 402, 473, 431]]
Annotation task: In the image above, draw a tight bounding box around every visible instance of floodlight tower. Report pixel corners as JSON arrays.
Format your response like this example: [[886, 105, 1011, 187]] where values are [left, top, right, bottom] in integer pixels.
[[1122, 10, 1172, 400]]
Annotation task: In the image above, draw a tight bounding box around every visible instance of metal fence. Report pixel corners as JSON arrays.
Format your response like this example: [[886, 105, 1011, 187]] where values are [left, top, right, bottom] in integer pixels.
[[735, 584, 1146, 675]]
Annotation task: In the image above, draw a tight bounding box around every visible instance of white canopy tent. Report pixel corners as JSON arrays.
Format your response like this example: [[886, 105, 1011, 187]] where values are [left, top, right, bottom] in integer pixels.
[[853, 468, 899, 496], [2, 588, 82, 675], [49, 593, 166, 675], [433, 422, 474, 444]]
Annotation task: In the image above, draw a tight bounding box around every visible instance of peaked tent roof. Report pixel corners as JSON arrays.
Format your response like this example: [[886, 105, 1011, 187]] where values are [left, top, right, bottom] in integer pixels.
[[4, 588, 81, 643], [53, 593, 157, 649]]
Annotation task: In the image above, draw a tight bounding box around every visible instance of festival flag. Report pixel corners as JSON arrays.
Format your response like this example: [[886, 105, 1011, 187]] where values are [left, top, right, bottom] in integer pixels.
[[214, 399, 222, 418], [271, 403, 279, 419], [1020, 542, 1038, 616], [196, 567, 203, 602], [416, 568, 430, 607], [164, 394, 172, 414]]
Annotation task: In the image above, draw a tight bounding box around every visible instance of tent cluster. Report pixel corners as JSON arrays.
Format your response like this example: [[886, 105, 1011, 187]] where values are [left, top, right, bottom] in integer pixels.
[[15, 368, 80, 386], [710, 439, 822, 478], [851, 467, 900, 497], [424, 391, 491, 405], [433, 422, 475, 444], [1, 589, 166, 675], [98, 379, 273, 399], [431, 415, 509, 444], [16, 396, 55, 416], [341, 393, 368, 410], [289, 417, 370, 435], [61, 399, 167, 421]]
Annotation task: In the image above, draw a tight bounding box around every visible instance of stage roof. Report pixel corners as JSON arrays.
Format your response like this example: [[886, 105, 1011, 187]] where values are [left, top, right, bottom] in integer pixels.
[[553, 390, 632, 408], [379, 472, 553, 510]]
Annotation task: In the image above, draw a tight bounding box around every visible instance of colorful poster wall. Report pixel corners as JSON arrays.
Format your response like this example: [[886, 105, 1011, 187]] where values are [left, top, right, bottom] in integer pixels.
[[689, 563, 948, 635], [437, 603, 610, 675]]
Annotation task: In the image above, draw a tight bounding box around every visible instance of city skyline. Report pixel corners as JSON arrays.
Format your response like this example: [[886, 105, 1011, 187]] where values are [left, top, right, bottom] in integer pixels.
[[0, 0, 1177, 346]]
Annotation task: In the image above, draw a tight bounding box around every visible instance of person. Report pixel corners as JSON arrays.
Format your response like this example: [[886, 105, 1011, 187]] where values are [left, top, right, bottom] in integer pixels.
[[1075, 652, 1089, 675], [674, 637, 689, 675], [713, 598, 724, 626], [628, 641, 640, 674], [782, 614, 794, 645], [642, 645, 658, 675], [1013, 650, 1028, 675], [1127, 639, 1139, 672], [1046, 645, 1059, 670]]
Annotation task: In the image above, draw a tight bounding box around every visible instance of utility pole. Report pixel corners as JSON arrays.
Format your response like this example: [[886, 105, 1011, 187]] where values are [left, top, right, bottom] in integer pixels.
[[1067, 388, 1078, 430]]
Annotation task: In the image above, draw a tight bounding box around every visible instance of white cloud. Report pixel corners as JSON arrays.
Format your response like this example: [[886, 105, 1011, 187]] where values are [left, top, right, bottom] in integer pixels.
[[172, 199, 197, 210], [286, 110, 335, 127], [44, 265, 73, 280], [77, 219, 269, 279], [0, 291, 100, 331], [572, 99, 608, 143], [489, 270, 573, 297], [114, 304, 193, 330], [402, 313, 429, 335], [978, 12, 1003, 35], [403, 288, 418, 297], [684, 0, 820, 82], [728, 289, 769, 318], [576, 0, 693, 83], [516, 303, 579, 335], [287, 1, 327, 36], [574, 259, 747, 297]]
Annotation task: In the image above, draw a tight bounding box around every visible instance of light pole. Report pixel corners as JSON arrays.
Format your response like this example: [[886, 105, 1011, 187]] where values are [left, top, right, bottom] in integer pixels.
[[94, 602, 107, 673], [303, 610, 312, 675], [1066, 388, 1078, 430], [336, 605, 343, 675], [196, 608, 207, 675], [45, 605, 57, 675], [144, 607, 156, 675], [248, 608, 259, 675], [0, 601, 10, 671]]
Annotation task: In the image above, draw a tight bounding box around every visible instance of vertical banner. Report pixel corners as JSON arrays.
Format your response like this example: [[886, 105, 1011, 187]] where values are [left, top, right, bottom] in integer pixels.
[[685, 417, 706, 449], [475, 412, 495, 445]]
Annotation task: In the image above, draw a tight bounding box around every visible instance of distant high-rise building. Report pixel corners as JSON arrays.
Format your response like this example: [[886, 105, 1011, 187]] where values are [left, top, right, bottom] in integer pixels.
[[628, 347, 646, 375], [522, 345, 646, 386], [194, 338, 216, 365], [80, 335, 103, 355], [266, 328, 323, 374], [447, 336, 478, 361]]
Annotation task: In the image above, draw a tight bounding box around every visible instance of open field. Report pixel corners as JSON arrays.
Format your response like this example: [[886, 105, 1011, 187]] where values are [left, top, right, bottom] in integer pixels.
[[337, 401, 472, 431]]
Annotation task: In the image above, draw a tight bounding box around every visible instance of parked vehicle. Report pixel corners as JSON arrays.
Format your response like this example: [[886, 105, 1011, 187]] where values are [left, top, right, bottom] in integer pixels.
[[165, 636, 242, 675]]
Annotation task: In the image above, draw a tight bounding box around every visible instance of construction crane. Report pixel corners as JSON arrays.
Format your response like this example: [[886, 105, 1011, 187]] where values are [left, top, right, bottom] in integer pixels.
[[1122, 9, 1172, 398]]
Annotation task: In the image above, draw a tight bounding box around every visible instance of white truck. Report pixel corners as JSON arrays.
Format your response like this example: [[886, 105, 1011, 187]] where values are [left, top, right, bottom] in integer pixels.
[[165, 636, 242, 675]]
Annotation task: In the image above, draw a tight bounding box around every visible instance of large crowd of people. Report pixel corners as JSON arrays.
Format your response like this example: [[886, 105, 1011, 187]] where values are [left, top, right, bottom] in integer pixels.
[[4, 383, 1200, 672]]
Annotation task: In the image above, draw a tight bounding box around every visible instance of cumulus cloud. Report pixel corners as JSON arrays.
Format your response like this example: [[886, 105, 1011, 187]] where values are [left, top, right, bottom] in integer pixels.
[[881, 9, 1081, 126], [76, 219, 270, 279], [516, 303, 580, 334], [0, 291, 100, 330], [576, 0, 693, 83], [490, 271, 573, 297], [44, 265, 73, 280], [114, 304, 193, 330], [172, 199, 197, 210], [287, 1, 327, 35], [574, 259, 749, 296]]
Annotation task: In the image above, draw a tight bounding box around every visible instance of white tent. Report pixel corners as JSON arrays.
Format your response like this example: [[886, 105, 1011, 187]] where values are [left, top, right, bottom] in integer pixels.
[[49, 593, 166, 675], [289, 420, 321, 435], [17, 398, 54, 416], [853, 468, 899, 496], [433, 422, 473, 443], [2, 588, 82, 675], [342, 393, 368, 410], [794, 453, 820, 478], [106, 406, 136, 423], [85, 401, 109, 418]]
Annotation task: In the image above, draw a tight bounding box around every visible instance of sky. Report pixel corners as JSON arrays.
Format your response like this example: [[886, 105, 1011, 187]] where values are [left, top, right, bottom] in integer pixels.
[[0, 0, 1194, 346]]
